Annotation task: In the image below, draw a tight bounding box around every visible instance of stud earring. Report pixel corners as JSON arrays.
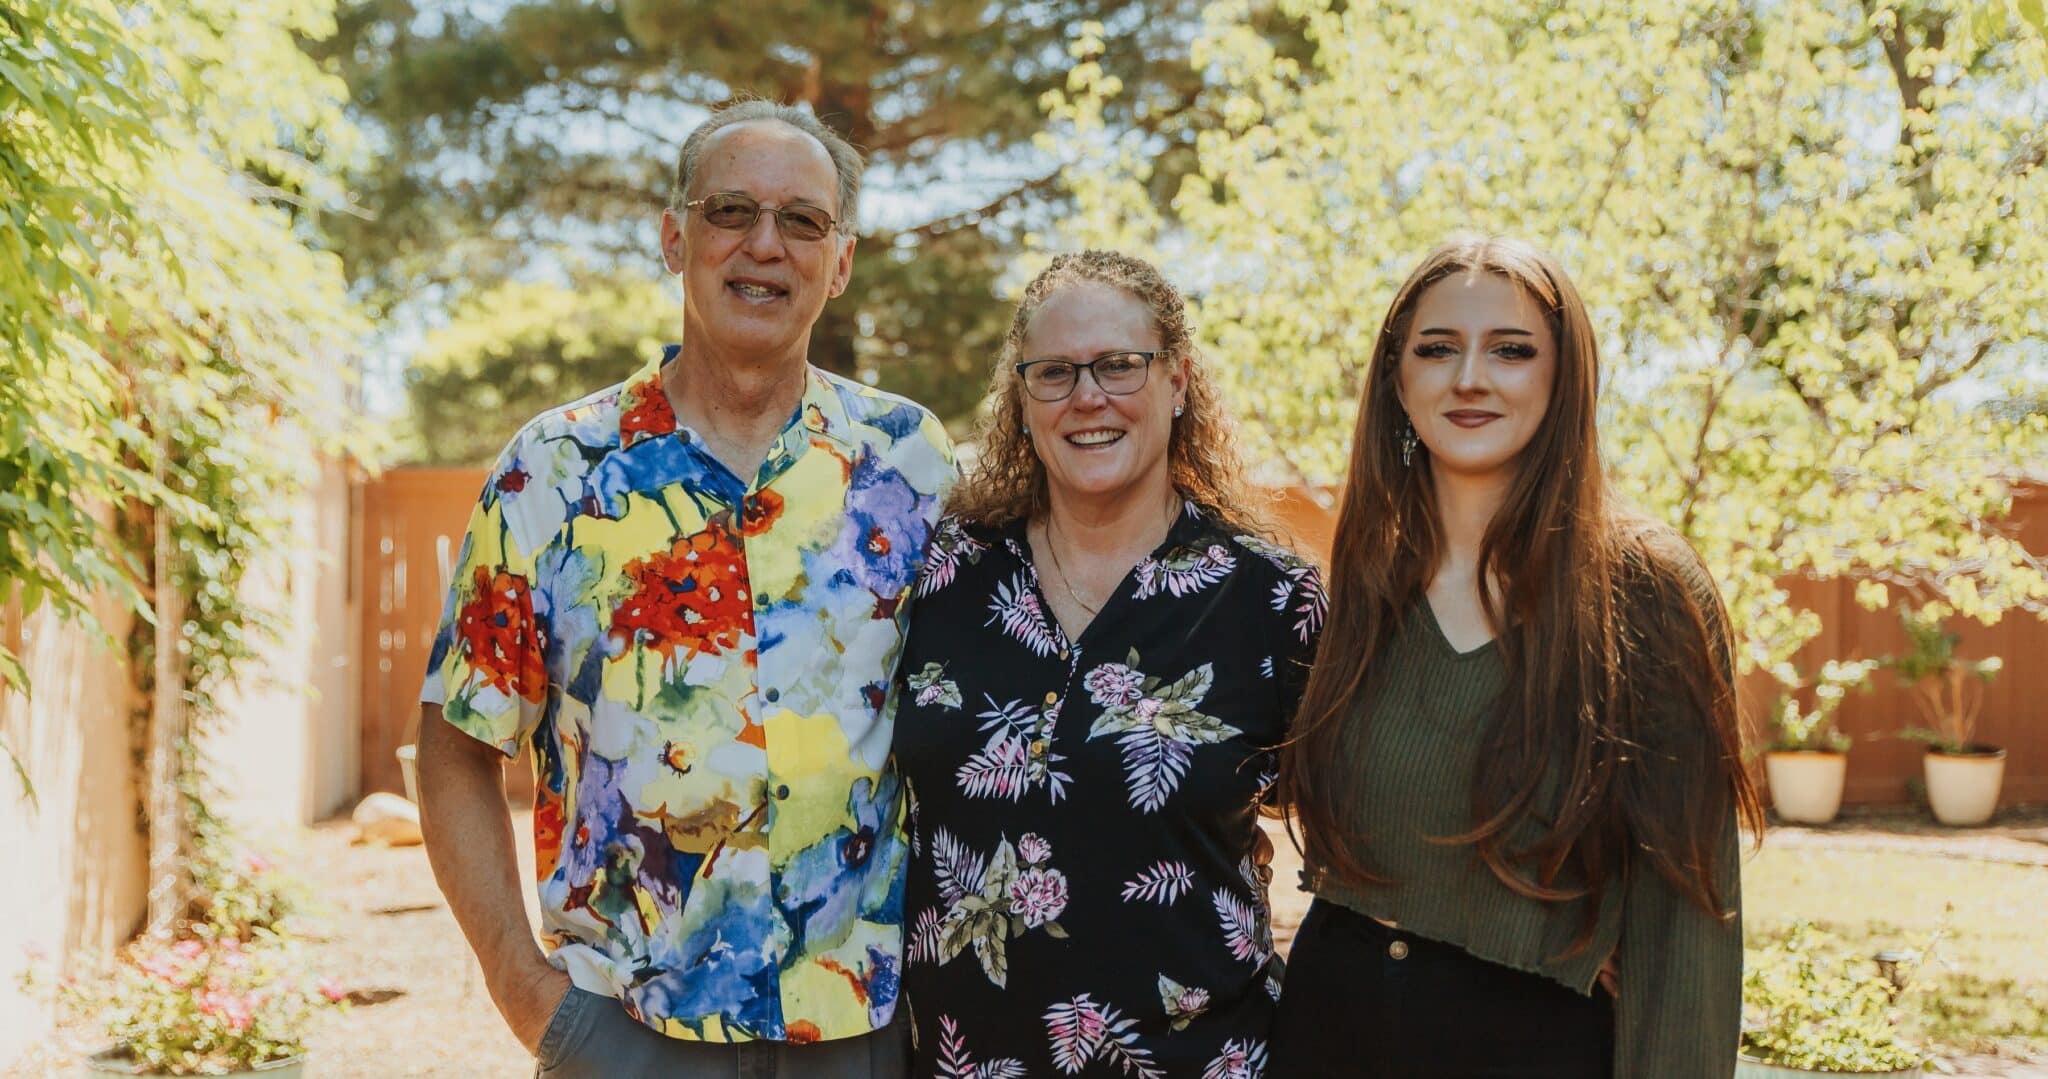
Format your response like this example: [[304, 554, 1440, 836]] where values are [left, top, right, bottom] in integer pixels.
[[1173, 405, 1184, 418], [1400, 416, 1418, 468]]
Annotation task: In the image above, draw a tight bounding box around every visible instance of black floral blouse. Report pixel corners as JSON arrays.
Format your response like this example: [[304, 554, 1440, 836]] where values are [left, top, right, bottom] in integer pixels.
[[893, 503, 1325, 1079]]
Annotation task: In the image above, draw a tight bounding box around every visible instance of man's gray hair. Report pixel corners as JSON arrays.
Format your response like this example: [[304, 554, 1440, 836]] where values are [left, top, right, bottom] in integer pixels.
[[671, 100, 864, 235]]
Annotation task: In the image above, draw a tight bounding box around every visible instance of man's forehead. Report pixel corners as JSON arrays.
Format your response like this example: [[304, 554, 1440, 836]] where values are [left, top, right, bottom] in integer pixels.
[[692, 120, 839, 201]]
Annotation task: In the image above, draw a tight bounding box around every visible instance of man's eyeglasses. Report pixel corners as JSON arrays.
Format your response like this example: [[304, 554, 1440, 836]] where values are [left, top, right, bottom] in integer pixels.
[[684, 192, 838, 242], [1015, 351, 1163, 403]]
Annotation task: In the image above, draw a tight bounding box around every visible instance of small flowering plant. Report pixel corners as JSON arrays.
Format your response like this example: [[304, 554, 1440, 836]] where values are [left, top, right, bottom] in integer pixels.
[[64, 927, 344, 1076], [1761, 658, 1879, 753]]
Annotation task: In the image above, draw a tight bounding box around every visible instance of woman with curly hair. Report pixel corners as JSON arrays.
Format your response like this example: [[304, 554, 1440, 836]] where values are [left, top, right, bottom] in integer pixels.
[[1268, 236, 1763, 1077], [891, 250, 1325, 1078]]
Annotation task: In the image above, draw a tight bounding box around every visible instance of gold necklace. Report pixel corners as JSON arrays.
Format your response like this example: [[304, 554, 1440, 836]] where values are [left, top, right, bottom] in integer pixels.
[[1042, 496, 1181, 619], [1043, 515, 1103, 617]]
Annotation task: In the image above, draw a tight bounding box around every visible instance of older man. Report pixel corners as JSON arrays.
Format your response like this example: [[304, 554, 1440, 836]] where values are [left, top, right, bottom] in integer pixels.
[[416, 100, 953, 1078]]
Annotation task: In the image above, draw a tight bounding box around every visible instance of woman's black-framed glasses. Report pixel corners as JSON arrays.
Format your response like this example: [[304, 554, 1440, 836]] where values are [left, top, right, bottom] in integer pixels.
[[1016, 350, 1163, 402], [685, 192, 838, 242]]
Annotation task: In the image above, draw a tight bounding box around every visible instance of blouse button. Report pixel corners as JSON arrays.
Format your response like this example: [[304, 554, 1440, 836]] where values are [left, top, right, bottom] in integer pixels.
[[1388, 940, 1409, 960], [1058, 648, 1070, 661], [1043, 691, 1058, 706], [1029, 739, 1046, 758]]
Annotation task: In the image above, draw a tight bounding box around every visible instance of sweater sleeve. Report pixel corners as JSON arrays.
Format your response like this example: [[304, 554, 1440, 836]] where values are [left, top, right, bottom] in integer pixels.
[[1613, 525, 1744, 1076], [1613, 803, 1742, 1076]]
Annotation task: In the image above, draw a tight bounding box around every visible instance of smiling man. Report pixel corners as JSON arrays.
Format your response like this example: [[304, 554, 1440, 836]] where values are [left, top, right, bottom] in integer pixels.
[[415, 101, 954, 1079]]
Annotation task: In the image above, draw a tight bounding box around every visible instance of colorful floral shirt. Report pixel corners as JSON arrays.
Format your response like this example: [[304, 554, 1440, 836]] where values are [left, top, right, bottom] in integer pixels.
[[421, 346, 955, 1044], [892, 505, 1325, 1078]]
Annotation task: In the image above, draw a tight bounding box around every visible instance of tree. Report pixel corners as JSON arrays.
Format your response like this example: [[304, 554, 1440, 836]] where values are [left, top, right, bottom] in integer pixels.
[[1051, 0, 2048, 672], [2, 0, 377, 924], [321, 0, 1315, 457]]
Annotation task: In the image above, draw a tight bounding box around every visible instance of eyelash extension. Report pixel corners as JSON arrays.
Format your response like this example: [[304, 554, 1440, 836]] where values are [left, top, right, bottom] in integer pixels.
[[1412, 342, 1537, 359]]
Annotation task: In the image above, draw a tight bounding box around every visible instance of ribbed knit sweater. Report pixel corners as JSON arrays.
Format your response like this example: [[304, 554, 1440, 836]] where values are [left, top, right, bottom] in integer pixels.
[[1302, 552, 1742, 1077]]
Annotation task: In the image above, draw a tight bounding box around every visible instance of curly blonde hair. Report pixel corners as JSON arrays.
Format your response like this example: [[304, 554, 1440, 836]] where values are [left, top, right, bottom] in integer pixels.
[[948, 249, 1268, 534]]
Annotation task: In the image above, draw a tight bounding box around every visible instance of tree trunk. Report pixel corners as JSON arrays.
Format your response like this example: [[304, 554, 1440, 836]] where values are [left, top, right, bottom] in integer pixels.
[[144, 428, 188, 935]]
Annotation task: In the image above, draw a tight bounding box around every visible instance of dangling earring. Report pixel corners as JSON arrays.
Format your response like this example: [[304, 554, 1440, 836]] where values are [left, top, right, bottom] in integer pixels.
[[1400, 416, 1418, 468]]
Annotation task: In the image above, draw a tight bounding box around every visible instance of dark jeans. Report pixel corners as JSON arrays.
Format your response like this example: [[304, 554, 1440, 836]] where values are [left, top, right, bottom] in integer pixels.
[[1270, 900, 1614, 1078], [535, 987, 909, 1079]]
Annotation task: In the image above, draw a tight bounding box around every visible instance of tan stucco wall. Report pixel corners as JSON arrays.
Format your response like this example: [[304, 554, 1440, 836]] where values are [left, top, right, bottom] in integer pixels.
[[0, 590, 149, 1064], [3, 457, 361, 1068], [208, 457, 362, 829]]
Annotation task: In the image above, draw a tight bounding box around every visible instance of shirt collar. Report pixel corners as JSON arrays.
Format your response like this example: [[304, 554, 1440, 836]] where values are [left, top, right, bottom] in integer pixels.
[[618, 345, 856, 453]]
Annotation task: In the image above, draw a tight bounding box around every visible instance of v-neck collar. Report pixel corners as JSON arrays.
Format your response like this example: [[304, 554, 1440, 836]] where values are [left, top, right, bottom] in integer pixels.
[[1004, 500, 1206, 649]]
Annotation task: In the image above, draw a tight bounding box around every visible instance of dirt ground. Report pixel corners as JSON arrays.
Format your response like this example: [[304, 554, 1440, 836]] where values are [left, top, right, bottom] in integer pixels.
[[11, 809, 2046, 1078]]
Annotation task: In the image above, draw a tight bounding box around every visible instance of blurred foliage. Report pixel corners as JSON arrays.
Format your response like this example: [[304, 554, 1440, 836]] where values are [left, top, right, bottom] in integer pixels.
[[316, 1, 1315, 459], [1742, 921, 1925, 1071], [1, 0, 380, 835], [1053, 0, 2048, 675], [1745, 845, 2048, 1059]]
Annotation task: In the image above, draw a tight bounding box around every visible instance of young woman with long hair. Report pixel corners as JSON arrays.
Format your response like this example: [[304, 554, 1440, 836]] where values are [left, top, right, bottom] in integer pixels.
[[1269, 236, 1762, 1077]]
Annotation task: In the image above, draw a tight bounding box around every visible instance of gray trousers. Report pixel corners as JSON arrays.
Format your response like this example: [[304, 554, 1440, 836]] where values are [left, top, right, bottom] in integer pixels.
[[535, 987, 909, 1078]]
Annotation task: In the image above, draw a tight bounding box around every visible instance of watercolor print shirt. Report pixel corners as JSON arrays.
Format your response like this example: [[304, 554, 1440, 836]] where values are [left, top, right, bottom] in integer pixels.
[[891, 505, 1326, 1078], [421, 346, 955, 1044]]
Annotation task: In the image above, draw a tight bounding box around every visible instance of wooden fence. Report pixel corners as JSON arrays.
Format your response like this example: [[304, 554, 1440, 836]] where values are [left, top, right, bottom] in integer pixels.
[[354, 469, 2044, 806]]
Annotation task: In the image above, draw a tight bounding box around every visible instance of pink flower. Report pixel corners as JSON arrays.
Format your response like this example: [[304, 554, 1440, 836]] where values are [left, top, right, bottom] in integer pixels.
[[172, 939, 206, 960], [318, 977, 347, 1003], [1165, 983, 1211, 1019], [915, 683, 947, 707], [243, 854, 273, 874], [1083, 664, 1144, 706], [1007, 868, 1069, 927], [137, 952, 183, 983], [1133, 697, 1164, 722], [198, 987, 254, 1030], [1017, 833, 1052, 865]]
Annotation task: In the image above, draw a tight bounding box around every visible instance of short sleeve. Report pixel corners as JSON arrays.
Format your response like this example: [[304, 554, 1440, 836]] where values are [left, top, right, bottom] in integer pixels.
[[419, 440, 551, 757], [1275, 563, 1327, 734]]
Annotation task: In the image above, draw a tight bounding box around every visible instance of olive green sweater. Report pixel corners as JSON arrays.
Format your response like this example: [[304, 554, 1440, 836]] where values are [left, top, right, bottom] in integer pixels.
[[1304, 565, 1742, 1077]]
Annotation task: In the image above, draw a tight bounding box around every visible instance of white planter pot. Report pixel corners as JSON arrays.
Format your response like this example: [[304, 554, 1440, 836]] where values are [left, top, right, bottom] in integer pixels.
[[1923, 747, 2005, 826], [1763, 751, 1848, 824], [1737, 1057, 1919, 1078], [85, 1049, 306, 1078], [396, 742, 420, 805]]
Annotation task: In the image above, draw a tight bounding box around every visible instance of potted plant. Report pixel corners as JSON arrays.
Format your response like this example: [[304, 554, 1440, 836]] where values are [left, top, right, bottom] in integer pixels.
[[1884, 608, 2005, 826], [1739, 923, 1924, 1077], [1759, 659, 1878, 824], [61, 927, 344, 1078]]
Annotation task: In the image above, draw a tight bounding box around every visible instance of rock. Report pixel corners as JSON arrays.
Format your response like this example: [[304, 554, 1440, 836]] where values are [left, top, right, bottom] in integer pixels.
[[352, 792, 424, 846]]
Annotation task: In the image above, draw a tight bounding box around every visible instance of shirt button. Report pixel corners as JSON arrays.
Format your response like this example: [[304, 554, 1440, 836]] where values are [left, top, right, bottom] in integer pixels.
[[764, 688, 780, 703], [1029, 740, 1046, 758], [775, 784, 791, 800], [1388, 940, 1409, 960], [1043, 691, 1058, 706], [1058, 648, 1070, 661]]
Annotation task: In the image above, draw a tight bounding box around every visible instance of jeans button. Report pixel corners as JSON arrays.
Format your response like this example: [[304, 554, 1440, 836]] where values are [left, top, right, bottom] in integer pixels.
[[1388, 940, 1409, 960]]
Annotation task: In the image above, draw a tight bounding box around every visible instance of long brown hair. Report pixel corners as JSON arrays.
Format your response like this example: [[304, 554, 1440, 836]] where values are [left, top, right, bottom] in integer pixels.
[[1275, 236, 1763, 946], [948, 249, 1267, 534]]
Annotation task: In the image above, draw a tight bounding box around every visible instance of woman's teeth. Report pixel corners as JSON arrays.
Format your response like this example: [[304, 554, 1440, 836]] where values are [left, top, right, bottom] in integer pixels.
[[1067, 430, 1124, 446]]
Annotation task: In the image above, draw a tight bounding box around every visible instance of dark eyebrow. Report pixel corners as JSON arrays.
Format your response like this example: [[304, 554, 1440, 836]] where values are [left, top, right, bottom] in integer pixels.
[[1416, 327, 1535, 337]]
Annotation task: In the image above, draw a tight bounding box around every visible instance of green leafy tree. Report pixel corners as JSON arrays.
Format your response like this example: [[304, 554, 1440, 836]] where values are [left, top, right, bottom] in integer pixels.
[[403, 275, 672, 465], [1052, 0, 2048, 673], [321, 0, 1316, 457], [2, 0, 378, 926]]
